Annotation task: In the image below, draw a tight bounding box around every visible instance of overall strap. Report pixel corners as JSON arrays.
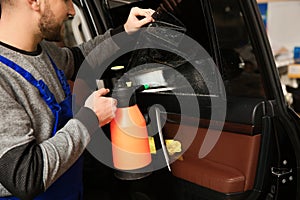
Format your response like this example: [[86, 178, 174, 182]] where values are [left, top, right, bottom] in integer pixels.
[[46, 54, 71, 97], [0, 55, 61, 136], [0, 55, 82, 200]]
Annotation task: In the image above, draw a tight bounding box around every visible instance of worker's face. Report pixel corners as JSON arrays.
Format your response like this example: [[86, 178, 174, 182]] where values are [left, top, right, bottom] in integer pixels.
[[38, 0, 75, 41]]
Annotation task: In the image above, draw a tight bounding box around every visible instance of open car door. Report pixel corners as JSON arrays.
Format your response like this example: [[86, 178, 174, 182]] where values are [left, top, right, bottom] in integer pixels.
[[66, 0, 300, 199]]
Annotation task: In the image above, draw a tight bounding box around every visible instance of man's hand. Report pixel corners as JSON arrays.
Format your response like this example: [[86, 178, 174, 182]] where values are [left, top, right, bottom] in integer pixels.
[[124, 7, 155, 34], [84, 88, 117, 127]]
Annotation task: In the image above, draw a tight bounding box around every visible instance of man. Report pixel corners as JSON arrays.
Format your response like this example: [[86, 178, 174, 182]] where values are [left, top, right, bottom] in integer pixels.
[[0, 0, 154, 199]]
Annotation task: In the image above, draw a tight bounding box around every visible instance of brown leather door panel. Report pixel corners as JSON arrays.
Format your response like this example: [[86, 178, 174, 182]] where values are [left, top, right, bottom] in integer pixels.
[[164, 122, 261, 194]]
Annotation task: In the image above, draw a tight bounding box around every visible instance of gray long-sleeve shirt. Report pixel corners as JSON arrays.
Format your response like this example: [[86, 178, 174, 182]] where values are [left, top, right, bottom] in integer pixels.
[[0, 30, 122, 199]]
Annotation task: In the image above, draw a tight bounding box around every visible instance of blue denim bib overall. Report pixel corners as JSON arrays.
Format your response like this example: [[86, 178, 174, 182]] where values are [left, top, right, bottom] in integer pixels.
[[0, 55, 84, 200]]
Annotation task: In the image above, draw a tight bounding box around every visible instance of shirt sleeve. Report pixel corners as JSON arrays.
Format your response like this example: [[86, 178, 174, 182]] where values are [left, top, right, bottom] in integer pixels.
[[0, 79, 44, 199], [0, 62, 99, 199]]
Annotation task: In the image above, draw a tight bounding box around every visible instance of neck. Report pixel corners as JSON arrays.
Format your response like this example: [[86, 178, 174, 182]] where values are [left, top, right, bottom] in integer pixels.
[[0, 11, 42, 52]]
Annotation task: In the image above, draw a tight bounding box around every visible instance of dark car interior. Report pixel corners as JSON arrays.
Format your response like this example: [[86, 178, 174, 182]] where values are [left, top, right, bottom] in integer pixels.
[[64, 0, 299, 199]]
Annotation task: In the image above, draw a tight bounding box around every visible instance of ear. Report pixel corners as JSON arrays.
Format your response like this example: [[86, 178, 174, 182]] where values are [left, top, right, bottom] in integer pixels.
[[27, 0, 41, 11]]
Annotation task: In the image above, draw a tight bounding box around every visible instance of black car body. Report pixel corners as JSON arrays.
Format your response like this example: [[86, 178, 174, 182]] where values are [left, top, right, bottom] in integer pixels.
[[65, 0, 300, 199]]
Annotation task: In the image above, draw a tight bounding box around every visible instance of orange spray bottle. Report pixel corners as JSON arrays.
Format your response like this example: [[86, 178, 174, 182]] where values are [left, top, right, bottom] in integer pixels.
[[110, 86, 152, 179]]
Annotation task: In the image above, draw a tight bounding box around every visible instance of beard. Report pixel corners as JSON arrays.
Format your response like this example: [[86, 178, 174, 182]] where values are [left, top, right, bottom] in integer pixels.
[[38, 4, 64, 42]]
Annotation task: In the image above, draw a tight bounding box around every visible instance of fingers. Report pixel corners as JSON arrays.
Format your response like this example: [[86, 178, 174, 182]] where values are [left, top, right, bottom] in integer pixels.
[[111, 98, 117, 107], [98, 97, 118, 127], [83, 88, 118, 127], [124, 7, 155, 34], [93, 95, 117, 127], [96, 88, 110, 96], [131, 7, 155, 18], [136, 17, 154, 27], [110, 97, 118, 117]]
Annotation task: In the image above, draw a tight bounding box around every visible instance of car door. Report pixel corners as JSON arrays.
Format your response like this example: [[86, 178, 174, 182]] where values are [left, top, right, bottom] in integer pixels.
[[66, 0, 300, 199]]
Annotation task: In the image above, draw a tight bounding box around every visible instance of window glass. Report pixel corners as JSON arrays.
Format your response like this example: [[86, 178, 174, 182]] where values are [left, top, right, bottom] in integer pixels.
[[67, 0, 266, 100], [124, 0, 222, 97], [210, 0, 265, 98]]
